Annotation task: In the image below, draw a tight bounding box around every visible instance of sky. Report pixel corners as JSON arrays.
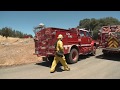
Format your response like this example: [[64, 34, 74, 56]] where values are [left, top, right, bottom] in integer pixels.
[[0, 11, 120, 37]]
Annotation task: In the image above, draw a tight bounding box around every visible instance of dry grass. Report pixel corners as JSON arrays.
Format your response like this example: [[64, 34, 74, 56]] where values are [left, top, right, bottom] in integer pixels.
[[0, 36, 42, 67]]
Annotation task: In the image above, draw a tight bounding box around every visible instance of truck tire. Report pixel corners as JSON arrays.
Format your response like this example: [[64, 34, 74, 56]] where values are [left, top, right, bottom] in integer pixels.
[[66, 48, 79, 64]]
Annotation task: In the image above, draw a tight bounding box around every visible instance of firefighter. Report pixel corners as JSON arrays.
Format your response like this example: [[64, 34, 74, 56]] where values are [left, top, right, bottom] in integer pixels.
[[50, 34, 70, 73]]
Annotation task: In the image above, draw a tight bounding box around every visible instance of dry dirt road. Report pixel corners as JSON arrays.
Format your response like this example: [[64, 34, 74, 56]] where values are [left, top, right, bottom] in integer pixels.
[[0, 49, 120, 79]]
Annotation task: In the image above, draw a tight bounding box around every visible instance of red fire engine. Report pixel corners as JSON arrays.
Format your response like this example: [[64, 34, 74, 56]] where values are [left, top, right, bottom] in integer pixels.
[[98, 25, 120, 55], [33, 23, 96, 64]]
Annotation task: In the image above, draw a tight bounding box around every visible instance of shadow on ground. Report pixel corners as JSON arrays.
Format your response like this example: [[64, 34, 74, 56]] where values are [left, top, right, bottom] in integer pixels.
[[35, 54, 92, 72], [35, 55, 91, 67], [78, 55, 91, 61], [35, 61, 64, 72], [95, 53, 120, 61], [35, 61, 51, 67]]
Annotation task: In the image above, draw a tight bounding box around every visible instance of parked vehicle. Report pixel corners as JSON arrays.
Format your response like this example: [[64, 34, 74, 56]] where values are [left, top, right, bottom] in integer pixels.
[[33, 23, 96, 64], [98, 25, 120, 55]]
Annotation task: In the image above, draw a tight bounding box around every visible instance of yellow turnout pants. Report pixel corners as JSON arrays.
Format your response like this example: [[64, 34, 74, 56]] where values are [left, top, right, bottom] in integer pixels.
[[50, 55, 69, 72]]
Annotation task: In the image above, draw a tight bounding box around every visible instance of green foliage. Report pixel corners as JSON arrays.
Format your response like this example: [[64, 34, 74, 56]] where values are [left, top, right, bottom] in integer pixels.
[[93, 29, 99, 40], [0, 27, 33, 38], [78, 17, 120, 40], [78, 18, 91, 30], [1, 27, 11, 38]]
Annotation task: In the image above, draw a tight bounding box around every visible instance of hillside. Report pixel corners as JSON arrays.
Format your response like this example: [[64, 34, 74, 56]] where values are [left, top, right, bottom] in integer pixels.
[[0, 36, 42, 67]]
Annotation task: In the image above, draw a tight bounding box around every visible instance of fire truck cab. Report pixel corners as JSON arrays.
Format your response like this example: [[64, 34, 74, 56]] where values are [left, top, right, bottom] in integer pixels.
[[33, 24, 96, 64]]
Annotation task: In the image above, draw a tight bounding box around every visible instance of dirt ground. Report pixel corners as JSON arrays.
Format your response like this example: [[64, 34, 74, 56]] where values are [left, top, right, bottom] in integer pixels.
[[0, 35, 42, 67]]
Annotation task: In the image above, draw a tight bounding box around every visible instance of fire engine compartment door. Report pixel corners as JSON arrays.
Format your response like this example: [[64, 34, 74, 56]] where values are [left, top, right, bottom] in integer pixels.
[[35, 28, 56, 56]]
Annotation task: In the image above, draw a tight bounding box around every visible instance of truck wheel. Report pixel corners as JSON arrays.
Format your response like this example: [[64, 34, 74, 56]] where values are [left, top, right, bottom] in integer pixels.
[[91, 46, 96, 56], [66, 48, 79, 64]]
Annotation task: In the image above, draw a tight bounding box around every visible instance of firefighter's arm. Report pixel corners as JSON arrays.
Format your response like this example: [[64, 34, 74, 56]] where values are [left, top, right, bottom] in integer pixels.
[[59, 41, 64, 51]]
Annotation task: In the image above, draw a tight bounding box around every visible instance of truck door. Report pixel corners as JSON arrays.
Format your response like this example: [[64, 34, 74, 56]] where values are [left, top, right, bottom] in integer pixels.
[[86, 31, 92, 45], [79, 30, 87, 45]]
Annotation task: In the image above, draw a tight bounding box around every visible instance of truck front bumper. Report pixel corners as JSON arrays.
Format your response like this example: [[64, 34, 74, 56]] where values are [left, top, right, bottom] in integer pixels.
[[102, 47, 120, 53]]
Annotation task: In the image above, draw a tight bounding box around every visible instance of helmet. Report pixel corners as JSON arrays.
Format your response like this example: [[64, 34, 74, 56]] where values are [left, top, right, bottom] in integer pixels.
[[57, 34, 63, 39]]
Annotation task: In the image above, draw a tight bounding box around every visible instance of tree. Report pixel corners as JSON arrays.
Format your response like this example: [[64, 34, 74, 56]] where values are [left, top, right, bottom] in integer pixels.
[[0, 27, 33, 38], [0, 29, 2, 35], [78, 18, 91, 30], [1, 27, 10, 38], [78, 17, 120, 40]]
